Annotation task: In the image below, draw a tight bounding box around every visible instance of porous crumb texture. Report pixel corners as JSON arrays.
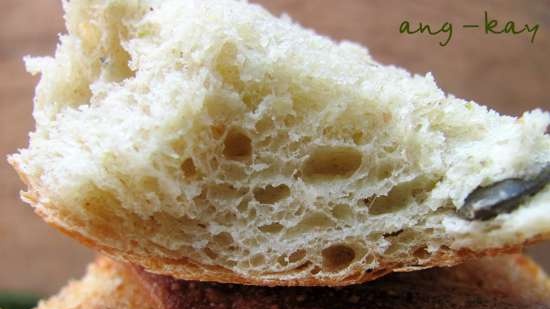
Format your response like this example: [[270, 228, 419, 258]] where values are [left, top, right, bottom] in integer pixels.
[[9, 0, 550, 285]]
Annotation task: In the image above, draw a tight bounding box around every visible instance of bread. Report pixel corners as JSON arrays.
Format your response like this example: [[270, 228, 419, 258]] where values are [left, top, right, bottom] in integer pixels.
[[137, 254, 550, 309], [34, 256, 156, 309], [36, 255, 550, 309], [9, 0, 549, 285]]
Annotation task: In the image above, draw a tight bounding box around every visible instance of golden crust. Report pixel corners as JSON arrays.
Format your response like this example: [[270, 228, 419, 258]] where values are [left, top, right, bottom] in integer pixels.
[[34, 256, 156, 309], [37, 213, 550, 287], [135, 255, 550, 309], [10, 156, 550, 287]]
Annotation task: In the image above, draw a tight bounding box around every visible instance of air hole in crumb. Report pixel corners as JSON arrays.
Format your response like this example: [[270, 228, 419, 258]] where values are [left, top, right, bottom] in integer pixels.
[[221, 162, 247, 181], [369, 177, 438, 215], [382, 229, 403, 238], [352, 131, 363, 144], [385, 244, 404, 257], [204, 247, 218, 260], [207, 184, 243, 201], [396, 230, 418, 243], [283, 115, 297, 127], [331, 204, 353, 222], [362, 195, 376, 207], [215, 43, 243, 90], [249, 208, 257, 220], [321, 244, 356, 272], [170, 138, 187, 156], [259, 223, 284, 233], [373, 160, 395, 181], [79, 22, 101, 51], [310, 266, 321, 275], [249, 254, 265, 267], [223, 129, 252, 160], [255, 117, 274, 133], [205, 95, 244, 121], [277, 255, 288, 266], [384, 230, 417, 255], [293, 206, 305, 217], [256, 136, 272, 148], [302, 147, 362, 182], [253, 184, 290, 204], [242, 82, 271, 110], [218, 212, 237, 226], [287, 141, 302, 153], [289, 249, 306, 263], [142, 177, 160, 192], [213, 232, 234, 247], [181, 158, 196, 177], [237, 199, 249, 213], [286, 213, 334, 237], [102, 4, 137, 81], [367, 232, 384, 242], [364, 253, 376, 265], [192, 189, 207, 204], [225, 259, 238, 267], [413, 246, 430, 260], [294, 261, 312, 271], [210, 124, 226, 139]]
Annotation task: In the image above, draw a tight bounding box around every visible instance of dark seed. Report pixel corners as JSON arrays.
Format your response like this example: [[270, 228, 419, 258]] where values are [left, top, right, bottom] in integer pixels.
[[458, 164, 550, 220]]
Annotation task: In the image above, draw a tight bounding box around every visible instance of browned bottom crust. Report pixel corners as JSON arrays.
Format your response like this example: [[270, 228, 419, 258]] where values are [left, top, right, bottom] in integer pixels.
[[132, 254, 550, 309], [46, 215, 550, 286], [36, 254, 550, 309]]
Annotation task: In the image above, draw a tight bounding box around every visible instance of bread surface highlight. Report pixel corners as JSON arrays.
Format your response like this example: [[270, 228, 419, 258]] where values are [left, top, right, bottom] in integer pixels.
[[9, 0, 550, 285], [36, 255, 550, 309]]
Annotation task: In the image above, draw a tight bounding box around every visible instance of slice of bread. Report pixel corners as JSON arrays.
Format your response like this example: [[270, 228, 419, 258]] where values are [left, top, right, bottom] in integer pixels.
[[36, 255, 550, 309], [9, 0, 549, 285]]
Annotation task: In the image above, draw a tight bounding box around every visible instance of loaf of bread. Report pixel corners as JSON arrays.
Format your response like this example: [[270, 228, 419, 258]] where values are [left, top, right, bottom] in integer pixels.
[[36, 255, 550, 309], [9, 0, 549, 285], [34, 257, 156, 309]]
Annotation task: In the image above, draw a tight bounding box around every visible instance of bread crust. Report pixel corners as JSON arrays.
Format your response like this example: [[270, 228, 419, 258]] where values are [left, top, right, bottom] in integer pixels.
[[34, 256, 157, 309], [36, 255, 550, 309], [91, 234, 545, 286], [132, 254, 550, 309], [9, 157, 549, 286]]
